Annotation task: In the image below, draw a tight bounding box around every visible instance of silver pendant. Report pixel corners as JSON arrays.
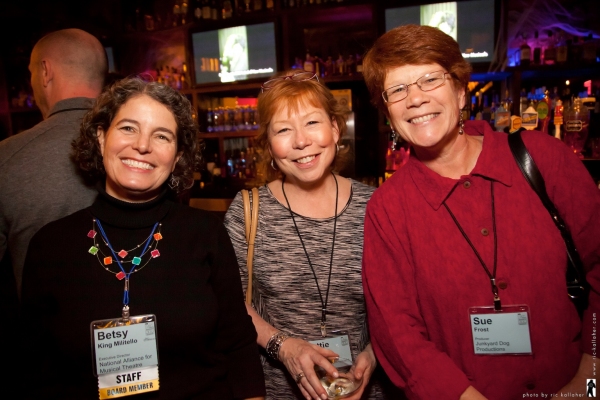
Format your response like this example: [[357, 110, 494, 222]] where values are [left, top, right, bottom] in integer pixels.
[[320, 322, 326, 337]]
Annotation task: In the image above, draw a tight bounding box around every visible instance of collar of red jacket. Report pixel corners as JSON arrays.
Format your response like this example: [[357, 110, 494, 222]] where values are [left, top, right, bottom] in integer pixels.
[[407, 120, 514, 210]]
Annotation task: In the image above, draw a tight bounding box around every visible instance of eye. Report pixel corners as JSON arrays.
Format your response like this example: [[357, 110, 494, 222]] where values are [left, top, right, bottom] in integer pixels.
[[155, 132, 174, 142], [390, 86, 406, 95], [307, 120, 320, 126], [120, 125, 136, 133]]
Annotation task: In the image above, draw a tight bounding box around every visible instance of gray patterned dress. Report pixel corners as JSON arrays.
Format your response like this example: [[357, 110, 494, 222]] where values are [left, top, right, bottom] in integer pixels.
[[224, 179, 384, 399]]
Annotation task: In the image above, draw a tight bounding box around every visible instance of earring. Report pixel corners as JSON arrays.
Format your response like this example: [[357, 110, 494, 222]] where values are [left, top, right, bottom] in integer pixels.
[[270, 159, 277, 170], [458, 111, 464, 135], [336, 143, 340, 154], [168, 174, 178, 190], [390, 129, 398, 151]]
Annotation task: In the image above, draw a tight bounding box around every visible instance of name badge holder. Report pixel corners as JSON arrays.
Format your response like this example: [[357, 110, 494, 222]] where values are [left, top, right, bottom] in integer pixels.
[[309, 330, 361, 399], [469, 305, 533, 356], [91, 311, 160, 399]]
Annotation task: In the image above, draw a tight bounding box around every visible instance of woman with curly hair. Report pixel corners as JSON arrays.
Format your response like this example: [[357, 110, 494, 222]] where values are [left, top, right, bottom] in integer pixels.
[[20, 77, 265, 399]]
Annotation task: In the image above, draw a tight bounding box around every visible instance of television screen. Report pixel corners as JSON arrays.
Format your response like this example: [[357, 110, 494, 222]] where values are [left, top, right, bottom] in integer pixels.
[[191, 22, 278, 85], [385, 0, 495, 64]]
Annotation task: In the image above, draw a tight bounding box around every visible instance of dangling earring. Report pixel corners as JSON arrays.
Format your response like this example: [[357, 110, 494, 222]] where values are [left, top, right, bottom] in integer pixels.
[[336, 143, 340, 154], [390, 129, 398, 151], [458, 111, 465, 135], [168, 174, 178, 190], [270, 159, 277, 170]]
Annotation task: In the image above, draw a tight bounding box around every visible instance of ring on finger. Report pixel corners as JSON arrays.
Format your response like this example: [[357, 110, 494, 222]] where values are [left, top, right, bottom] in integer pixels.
[[295, 372, 305, 384]]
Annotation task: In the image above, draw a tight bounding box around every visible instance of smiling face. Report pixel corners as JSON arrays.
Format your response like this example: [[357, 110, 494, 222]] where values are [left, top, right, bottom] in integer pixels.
[[268, 101, 339, 187], [385, 63, 466, 153], [97, 94, 181, 202]]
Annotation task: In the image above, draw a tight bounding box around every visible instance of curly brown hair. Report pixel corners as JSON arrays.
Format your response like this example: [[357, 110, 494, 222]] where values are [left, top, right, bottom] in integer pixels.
[[72, 77, 202, 193], [363, 24, 472, 115], [255, 70, 349, 183]]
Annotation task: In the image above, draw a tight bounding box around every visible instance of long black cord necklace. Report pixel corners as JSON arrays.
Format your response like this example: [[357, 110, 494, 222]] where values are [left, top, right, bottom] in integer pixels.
[[281, 172, 339, 337]]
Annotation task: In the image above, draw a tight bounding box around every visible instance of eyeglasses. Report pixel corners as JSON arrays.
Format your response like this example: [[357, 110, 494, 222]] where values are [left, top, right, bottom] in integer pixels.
[[261, 71, 319, 92], [382, 70, 450, 104]]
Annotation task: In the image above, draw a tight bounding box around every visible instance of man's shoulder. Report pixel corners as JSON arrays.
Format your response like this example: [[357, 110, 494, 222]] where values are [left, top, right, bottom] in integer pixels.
[[0, 120, 55, 168]]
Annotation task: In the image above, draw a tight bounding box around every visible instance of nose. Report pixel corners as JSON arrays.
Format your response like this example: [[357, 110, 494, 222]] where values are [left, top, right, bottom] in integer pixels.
[[132, 133, 151, 153], [293, 128, 312, 150], [405, 83, 428, 108]]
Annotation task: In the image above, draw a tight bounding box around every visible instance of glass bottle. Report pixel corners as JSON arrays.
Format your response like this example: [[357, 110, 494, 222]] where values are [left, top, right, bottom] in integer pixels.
[[563, 97, 590, 158], [556, 31, 568, 63], [544, 30, 556, 65], [519, 34, 531, 67]]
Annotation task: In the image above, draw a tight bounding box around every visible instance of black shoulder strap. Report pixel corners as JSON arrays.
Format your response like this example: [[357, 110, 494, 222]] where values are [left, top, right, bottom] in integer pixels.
[[507, 132, 587, 302]]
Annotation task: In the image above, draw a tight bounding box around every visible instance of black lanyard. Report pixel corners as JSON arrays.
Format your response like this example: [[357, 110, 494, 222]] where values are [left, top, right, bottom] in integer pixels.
[[281, 173, 339, 337], [443, 180, 501, 310]]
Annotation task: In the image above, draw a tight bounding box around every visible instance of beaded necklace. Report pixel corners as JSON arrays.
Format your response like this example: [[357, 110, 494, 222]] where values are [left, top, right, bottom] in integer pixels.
[[87, 219, 162, 307]]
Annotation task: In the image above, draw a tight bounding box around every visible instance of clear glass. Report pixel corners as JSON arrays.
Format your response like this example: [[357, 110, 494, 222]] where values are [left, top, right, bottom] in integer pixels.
[[382, 70, 449, 104], [261, 71, 319, 91], [314, 364, 362, 399], [563, 98, 590, 159]]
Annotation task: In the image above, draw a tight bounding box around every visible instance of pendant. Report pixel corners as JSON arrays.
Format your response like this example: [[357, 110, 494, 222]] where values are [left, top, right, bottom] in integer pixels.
[[122, 305, 130, 321], [320, 322, 326, 337]]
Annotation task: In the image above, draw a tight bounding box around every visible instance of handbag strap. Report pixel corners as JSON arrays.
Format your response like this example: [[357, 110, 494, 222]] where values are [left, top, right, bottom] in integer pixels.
[[242, 187, 259, 305], [507, 132, 587, 299]]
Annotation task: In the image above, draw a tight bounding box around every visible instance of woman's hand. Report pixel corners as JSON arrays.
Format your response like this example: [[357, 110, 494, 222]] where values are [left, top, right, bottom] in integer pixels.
[[343, 344, 377, 400], [279, 337, 340, 400]]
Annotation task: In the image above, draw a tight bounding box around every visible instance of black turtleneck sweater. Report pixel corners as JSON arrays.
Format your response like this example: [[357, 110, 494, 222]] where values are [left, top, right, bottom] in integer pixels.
[[20, 188, 265, 399]]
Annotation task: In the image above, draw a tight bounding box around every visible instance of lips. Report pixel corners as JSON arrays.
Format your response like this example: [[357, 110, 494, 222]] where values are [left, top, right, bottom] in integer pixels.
[[121, 159, 154, 170], [409, 113, 439, 124]]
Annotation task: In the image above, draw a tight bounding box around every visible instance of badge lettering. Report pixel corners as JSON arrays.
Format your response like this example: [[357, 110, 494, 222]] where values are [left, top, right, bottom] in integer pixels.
[[116, 372, 142, 384], [97, 330, 129, 341]]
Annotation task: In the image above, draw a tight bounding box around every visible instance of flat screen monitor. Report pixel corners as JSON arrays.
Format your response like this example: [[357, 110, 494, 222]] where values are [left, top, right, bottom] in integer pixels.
[[191, 22, 278, 86], [385, 0, 495, 64]]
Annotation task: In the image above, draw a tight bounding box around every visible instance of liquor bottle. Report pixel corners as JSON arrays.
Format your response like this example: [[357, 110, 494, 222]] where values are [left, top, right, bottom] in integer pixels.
[[222, 0, 233, 19], [544, 30, 556, 65], [325, 56, 334, 77], [568, 36, 582, 63], [518, 34, 531, 67], [335, 54, 345, 75], [206, 108, 214, 132], [346, 54, 356, 76], [532, 31, 541, 65], [253, 0, 263, 11], [202, 0, 211, 18], [355, 54, 363, 73], [181, 0, 189, 24], [194, 0, 202, 20], [172, 2, 181, 26], [210, 0, 219, 20], [556, 31, 568, 63], [494, 103, 510, 132], [303, 51, 315, 73], [266, 0, 274, 10], [582, 33, 597, 63], [519, 89, 528, 116]]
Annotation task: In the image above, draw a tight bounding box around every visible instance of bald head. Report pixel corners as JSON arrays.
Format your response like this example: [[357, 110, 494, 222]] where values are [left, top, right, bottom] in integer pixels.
[[30, 29, 108, 118]]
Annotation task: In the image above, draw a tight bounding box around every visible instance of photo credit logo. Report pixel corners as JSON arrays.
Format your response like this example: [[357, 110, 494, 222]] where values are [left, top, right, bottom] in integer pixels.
[[587, 379, 596, 397]]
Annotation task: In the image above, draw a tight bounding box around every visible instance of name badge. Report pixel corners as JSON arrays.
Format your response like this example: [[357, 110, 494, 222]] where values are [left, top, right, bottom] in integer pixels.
[[91, 314, 159, 398], [309, 333, 352, 368], [469, 305, 532, 355]]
